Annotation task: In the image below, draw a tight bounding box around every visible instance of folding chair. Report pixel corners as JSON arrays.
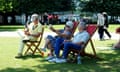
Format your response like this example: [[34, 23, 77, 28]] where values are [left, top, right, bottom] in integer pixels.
[[60, 21, 79, 51], [24, 27, 44, 57], [69, 24, 100, 59], [71, 21, 79, 34]]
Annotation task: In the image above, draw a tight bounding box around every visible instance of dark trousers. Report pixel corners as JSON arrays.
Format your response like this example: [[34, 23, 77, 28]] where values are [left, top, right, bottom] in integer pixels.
[[103, 28, 111, 38], [98, 26, 104, 40]]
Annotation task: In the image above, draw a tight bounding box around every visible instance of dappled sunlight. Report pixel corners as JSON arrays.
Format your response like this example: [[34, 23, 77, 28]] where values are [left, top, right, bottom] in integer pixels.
[[0, 25, 120, 72]]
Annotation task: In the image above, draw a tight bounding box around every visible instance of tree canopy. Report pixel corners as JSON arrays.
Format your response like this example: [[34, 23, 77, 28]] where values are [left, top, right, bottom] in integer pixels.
[[0, 0, 13, 13], [81, 0, 120, 16], [0, 0, 73, 14]]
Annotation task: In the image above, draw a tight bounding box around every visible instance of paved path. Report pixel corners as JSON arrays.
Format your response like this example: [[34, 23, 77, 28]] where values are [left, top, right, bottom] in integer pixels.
[[0, 30, 119, 40]]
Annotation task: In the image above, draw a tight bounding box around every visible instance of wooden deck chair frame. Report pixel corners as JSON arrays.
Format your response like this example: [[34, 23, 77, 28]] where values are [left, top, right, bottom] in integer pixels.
[[69, 24, 100, 59], [24, 27, 44, 57]]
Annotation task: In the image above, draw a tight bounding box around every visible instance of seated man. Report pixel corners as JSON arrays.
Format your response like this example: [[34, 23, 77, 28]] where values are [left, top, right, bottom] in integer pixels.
[[113, 27, 120, 49], [42, 20, 73, 60], [15, 14, 43, 58], [49, 22, 90, 63]]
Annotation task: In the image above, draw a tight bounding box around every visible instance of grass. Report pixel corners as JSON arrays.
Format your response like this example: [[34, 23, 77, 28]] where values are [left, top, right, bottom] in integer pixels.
[[0, 24, 119, 32], [0, 24, 120, 72]]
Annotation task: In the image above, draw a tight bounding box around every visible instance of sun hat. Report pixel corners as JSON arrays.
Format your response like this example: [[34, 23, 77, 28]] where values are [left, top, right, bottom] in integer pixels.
[[102, 12, 107, 15], [66, 21, 73, 29], [31, 14, 39, 22]]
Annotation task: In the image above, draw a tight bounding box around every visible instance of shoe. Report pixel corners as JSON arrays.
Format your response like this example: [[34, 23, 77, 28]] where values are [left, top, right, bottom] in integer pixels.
[[15, 53, 23, 58], [41, 48, 46, 52], [109, 36, 112, 39], [55, 58, 67, 63], [48, 58, 57, 62], [45, 56, 54, 61], [100, 39, 105, 41]]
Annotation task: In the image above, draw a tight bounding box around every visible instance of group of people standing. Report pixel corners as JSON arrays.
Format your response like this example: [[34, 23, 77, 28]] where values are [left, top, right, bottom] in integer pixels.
[[97, 12, 111, 40], [41, 12, 58, 27]]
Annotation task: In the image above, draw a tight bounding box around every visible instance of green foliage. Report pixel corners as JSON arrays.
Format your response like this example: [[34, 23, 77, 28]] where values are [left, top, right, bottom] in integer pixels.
[[81, 0, 120, 16], [14, 0, 73, 14], [0, 0, 74, 14], [0, 0, 13, 13]]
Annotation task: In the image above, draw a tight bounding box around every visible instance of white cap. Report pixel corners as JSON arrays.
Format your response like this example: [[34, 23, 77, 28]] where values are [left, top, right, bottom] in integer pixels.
[[102, 12, 107, 15], [78, 21, 86, 29], [31, 14, 39, 22], [66, 21, 73, 29]]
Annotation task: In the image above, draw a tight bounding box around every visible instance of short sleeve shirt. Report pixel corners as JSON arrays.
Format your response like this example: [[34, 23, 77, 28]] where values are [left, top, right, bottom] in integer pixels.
[[72, 31, 90, 44], [27, 22, 42, 41]]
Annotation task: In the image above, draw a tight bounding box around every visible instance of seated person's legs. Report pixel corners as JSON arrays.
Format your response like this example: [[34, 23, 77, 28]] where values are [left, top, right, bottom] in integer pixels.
[[41, 38, 50, 52], [113, 41, 120, 49], [62, 42, 82, 59], [41, 35, 55, 52], [48, 37, 64, 62], [54, 37, 64, 58], [45, 41, 55, 60], [54, 42, 82, 63], [44, 35, 56, 60], [15, 39, 29, 58], [49, 42, 82, 63]]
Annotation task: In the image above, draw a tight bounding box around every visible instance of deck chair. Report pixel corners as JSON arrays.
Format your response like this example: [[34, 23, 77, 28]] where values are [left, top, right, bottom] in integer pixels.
[[59, 21, 79, 51], [71, 21, 79, 34], [24, 27, 44, 57], [69, 24, 100, 59]]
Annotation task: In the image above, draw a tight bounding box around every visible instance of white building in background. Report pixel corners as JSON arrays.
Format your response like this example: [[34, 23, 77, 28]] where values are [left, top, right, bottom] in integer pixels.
[[15, 14, 26, 25], [21, 14, 26, 25], [7, 16, 12, 23]]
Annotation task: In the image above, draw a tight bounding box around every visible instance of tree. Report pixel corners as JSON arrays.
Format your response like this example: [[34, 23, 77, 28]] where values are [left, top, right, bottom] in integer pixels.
[[0, 0, 12, 24], [0, 0, 13, 13], [16, 0, 73, 14], [81, 0, 120, 16], [0, 0, 74, 24], [80, 0, 120, 23]]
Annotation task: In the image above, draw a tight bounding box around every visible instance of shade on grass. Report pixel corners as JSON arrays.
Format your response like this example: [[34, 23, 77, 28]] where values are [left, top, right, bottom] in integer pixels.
[[0, 37, 120, 72], [0, 24, 120, 72]]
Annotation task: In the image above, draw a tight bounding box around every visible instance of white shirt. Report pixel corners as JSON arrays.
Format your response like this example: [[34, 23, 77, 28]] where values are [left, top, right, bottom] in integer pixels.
[[97, 14, 105, 26], [72, 31, 90, 44], [24, 22, 42, 41]]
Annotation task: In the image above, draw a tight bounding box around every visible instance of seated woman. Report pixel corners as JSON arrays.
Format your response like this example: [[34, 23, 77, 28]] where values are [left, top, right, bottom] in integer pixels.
[[113, 27, 120, 49], [42, 21, 74, 60]]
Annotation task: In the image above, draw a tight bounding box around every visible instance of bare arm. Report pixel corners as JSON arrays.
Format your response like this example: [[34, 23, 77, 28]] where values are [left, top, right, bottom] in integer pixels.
[[50, 27, 71, 38]]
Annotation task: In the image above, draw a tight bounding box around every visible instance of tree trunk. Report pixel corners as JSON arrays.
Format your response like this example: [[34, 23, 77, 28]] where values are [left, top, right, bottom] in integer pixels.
[[11, 13, 16, 24], [3, 13, 8, 25]]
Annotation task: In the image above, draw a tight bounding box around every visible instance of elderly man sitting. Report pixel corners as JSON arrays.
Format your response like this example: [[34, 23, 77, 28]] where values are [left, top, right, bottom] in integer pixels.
[[49, 22, 90, 63], [15, 14, 43, 58]]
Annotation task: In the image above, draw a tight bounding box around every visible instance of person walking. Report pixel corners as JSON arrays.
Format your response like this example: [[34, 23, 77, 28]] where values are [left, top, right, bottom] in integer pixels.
[[43, 12, 48, 27], [102, 12, 111, 39], [97, 13, 105, 40]]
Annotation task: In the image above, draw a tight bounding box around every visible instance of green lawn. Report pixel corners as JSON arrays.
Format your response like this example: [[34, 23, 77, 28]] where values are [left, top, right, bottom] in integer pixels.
[[0, 24, 120, 72], [0, 24, 119, 32]]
